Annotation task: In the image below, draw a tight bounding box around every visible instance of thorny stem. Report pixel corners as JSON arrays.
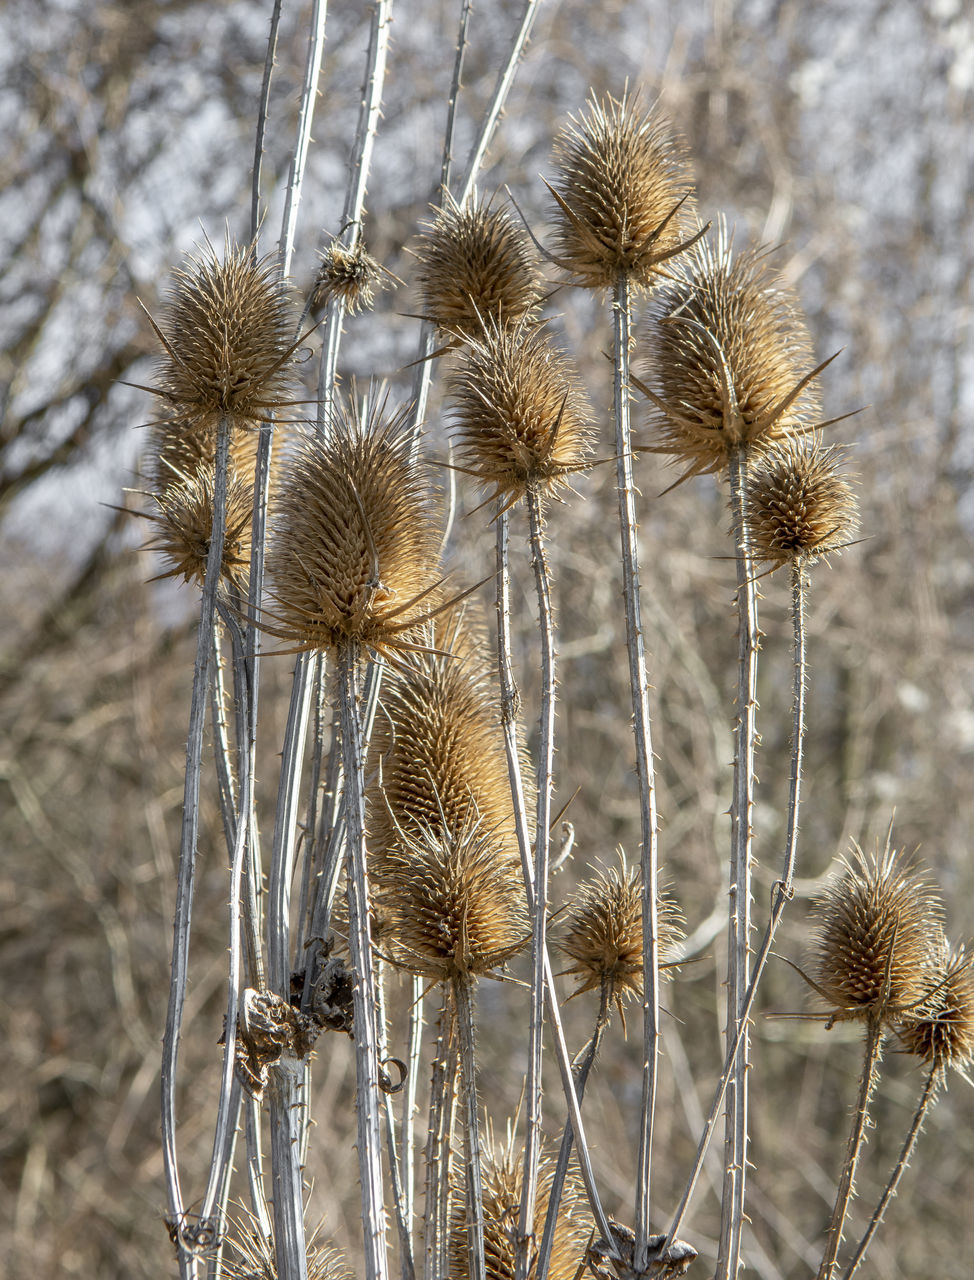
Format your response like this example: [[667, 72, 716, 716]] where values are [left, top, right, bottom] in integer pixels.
[[666, 558, 809, 1250], [161, 412, 230, 1279], [716, 443, 759, 1280], [818, 1017, 886, 1280], [339, 641, 390, 1280], [842, 1061, 942, 1279], [375, 960, 417, 1280], [611, 274, 662, 1269], [454, 978, 487, 1280], [424, 1000, 460, 1280], [251, 0, 283, 246], [517, 483, 556, 1280], [402, 975, 425, 1245], [279, 0, 327, 277], [210, 625, 237, 857]]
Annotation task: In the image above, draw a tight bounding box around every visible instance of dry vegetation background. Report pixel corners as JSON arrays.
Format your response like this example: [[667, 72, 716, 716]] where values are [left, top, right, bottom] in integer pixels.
[[2, 1, 974, 1277]]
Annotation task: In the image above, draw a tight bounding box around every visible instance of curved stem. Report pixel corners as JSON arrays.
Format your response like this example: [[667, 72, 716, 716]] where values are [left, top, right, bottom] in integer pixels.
[[279, 0, 328, 277], [251, 0, 283, 246], [454, 977, 486, 1280]]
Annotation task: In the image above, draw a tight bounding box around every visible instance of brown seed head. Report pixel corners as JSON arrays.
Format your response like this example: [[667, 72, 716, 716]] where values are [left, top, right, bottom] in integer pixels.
[[262, 400, 442, 659], [558, 850, 685, 1007], [646, 223, 820, 479], [746, 437, 859, 569], [447, 318, 593, 507], [376, 813, 528, 983], [414, 192, 544, 339], [812, 842, 944, 1024], [450, 1139, 591, 1280], [144, 460, 254, 590], [314, 238, 385, 315], [898, 941, 974, 1070], [223, 1204, 351, 1280], [152, 238, 298, 422], [548, 91, 697, 292]]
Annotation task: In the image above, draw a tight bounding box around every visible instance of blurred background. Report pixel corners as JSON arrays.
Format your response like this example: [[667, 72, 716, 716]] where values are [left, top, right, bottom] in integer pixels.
[[2, 1, 973, 1276]]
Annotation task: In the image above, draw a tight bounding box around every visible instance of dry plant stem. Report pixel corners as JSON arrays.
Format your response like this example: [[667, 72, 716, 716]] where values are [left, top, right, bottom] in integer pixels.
[[842, 1062, 942, 1280], [817, 1018, 885, 1280], [251, 0, 283, 245], [717, 443, 759, 1280], [517, 482, 556, 1280], [666, 561, 809, 1251], [279, 0, 327, 276], [244, 1094, 273, 1241], [424, 1000, 460, 1280], [269, 1057, 310, 1280], [610, 275, 662, 1267], [161, 412, 230, 1279], [402, 975, 425, 1239], [455, 978, 487, 1280], [339, 641, 390, 1280], [296, 657, 327, 964], [210, 628, 237, 857], [375, 960, 417, 1280], [495, 511, 614, 1246]]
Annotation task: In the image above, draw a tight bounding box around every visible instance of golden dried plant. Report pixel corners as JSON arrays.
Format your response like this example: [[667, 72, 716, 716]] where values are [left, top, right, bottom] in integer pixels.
[[447, 317, 593, 508], [746, 437, 859, 569], [557, 850, 685, 1012], [811, 842, 944, 1025], [222, 1204, 351, 1280], [449, 1139, 591, 1280], [414, 192, 544, 339], [898, 942, 974, 1070], [313, 237, 386, 315], [261, 399, 444, 660], [643, 223, 822, 480], [547, 90, 698, 292]]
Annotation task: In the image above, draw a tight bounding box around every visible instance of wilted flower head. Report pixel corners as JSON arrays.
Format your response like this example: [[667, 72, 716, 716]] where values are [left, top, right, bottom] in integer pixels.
[[313, 237, 386, 315], [746, 437, 859, 569], [548, 90, 698, 292], [898, 941, 974, 1070], [223, 1204, 351, 1280], [447, 317, 593, 508], [143, 460, 255, 591], [812, 841, 944, 1025], [262, 399, 443, 660], [645, 222, 821, 480], [414, 191, 544, 339], [557, 849, 685, 1013]]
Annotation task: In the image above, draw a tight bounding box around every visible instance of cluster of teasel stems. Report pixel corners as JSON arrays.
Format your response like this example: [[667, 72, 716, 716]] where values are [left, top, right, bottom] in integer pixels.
[[135, 6, 974, 1280]]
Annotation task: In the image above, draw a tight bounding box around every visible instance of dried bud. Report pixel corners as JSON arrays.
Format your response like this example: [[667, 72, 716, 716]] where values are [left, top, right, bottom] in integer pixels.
[[262, 400, 443, 659], [414, 192, 544, 339], [812, 842, 944, 1025], [234, 988, 321, 1099], [645, 223, 821, 479], [144, 459, 254, 590], [548, 91, 697, 291], [314, 238, 386, 315], [746, 437, 859, 569], [898, 942, 974, 1070], [558, 850, 685, 1009], [447, 318, 593, 507]]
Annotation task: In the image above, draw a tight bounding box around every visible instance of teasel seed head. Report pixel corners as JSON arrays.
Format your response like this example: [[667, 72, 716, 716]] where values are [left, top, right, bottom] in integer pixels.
[[447, 317, 593, 508], [223, 1205, 351, 1280], [313, 237, 386, 315], [375, 811, 528, 983], [811, 841, 944, 1025], [262, 399, 443, 660], [450, 1139, 591, 1280], [548, 90, 698, 292], [898, 941, 974, 1070], [150, 237, 299, 424], [645, 222, 821, 480], [746, 437, 859, 570], [144, 459, 254, 591], [557, 849, 685, 1012], [414, 191, 544, 340]]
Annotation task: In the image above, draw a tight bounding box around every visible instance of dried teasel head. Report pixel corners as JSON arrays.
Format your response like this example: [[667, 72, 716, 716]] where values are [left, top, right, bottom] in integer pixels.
[[414, 191, 544, 339], [811, 841, 944, 1025], [450, 1138, 591, 1280], [143, 460, 255, 591], [447, 317, 593, 508], [644, 221, 822, 481], [898, 941, 974, 1071], [557, 849, 685, 1015], [375, 811, 528, 983], [223, 1203, 351, 1280], [148, 237, 299, 424], [746, 437, 859, 570], [547, 90, 699, 292], [313, 236, 386, 315], [261, 398, 443, 661]]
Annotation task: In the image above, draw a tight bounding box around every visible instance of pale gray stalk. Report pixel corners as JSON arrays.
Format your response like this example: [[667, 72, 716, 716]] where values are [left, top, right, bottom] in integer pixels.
[[210, 628, 237, 857], [454, 978, 486, 1280], [375, 958, 417, 1280], [716, 443, 759, 1280], [161, 412, 230, 1280], [610, 275, 662, 1270], [250, 0, 283, 246], [401, 975, 425, 1243], [269, 1057, 310, 1280], [279, 0, 328, 278], [424, 1001, 460, 1280], [244, 1094, 273, 1242]]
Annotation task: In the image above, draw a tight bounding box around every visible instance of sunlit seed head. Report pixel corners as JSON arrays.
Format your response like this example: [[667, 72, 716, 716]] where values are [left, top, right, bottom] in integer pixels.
[[447, 317, 593, 507], [313, 238, 386, 315], [143, 460, 254, 591], [549, 90, 697, 292], [414, 192, 544, 339], [898, 941, 974, 1070], [746, 437, 859, 569]]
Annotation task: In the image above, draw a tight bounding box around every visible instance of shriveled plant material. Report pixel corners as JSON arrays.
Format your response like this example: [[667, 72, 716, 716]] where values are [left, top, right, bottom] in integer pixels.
[[262, 400, 443, 659], [811, 843, 944, 1025], [898, 941, 974, 1069], [447, 317, 593, 507], [314, 237, 387, 315], [450, 1140, 591, 1280], [143, 459, 255, 589], [643, 225, 822, 480], [747, 438, 859, 569], [548, 90, 698, 292], [414, 192, 544, 338], [223, 1204, 351, 1280], [148, 237, 299, 424]]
